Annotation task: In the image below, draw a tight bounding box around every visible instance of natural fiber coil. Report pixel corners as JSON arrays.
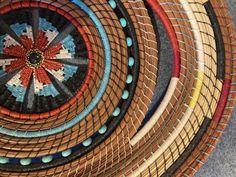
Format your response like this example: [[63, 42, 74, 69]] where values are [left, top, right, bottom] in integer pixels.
[[0, 0, 234, 177]]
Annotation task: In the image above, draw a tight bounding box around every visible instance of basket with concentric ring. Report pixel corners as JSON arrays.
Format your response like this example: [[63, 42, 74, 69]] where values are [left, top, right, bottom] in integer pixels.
[[0, 0, 234, 176]]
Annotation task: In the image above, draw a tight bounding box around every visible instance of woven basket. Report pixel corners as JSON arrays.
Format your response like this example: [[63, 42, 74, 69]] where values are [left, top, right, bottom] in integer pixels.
[[0, 0, 234, 176]]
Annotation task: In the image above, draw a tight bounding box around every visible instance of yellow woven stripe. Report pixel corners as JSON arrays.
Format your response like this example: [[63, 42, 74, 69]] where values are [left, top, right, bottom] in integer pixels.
[[189, 71, 204, 109]]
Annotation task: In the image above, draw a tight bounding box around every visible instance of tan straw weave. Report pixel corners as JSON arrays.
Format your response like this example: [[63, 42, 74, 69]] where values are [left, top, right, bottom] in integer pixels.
[[0, 0, 234, 176]]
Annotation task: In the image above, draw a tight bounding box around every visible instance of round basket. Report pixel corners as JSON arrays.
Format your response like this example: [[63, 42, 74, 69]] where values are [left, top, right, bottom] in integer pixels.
[[0, 0, 235, 176]]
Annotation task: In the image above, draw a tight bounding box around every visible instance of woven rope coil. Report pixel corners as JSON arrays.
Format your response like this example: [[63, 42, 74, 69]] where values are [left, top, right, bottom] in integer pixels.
[[0, 0, 234, 176]]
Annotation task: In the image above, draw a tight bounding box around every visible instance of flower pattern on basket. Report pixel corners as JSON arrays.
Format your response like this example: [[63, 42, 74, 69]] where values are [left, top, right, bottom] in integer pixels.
[[0, 20, 78, 101]]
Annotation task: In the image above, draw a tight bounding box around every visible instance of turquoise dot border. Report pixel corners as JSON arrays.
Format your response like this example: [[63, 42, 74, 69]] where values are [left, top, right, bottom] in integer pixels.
[[0, 0, 111, 138]]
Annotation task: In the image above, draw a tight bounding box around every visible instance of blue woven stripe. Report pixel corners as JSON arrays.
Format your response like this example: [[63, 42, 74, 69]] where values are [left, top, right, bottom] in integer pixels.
[[6, 84, 26, 102], [0, 35, 6, 52], [0, 70, 6, 77], [37, 84, 59, 97], [11, 23, 28, 36], [61, 35, 76, 57], [63, 64, 78, 81], [0, 0, 111, 138], [39, 18, 57, 32], [0, 23, 28, 52]]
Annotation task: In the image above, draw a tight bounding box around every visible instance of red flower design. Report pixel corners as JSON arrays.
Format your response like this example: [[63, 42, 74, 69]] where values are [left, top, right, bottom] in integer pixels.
[[5, 30, 63, 87]]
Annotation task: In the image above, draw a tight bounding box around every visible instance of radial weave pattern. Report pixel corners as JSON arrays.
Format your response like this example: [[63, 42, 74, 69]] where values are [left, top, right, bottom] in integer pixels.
[[0, 0, 235, 177]]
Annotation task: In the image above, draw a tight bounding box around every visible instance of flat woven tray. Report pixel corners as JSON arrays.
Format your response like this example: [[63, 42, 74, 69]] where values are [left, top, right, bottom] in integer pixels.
[[0, 0, 235, 176]]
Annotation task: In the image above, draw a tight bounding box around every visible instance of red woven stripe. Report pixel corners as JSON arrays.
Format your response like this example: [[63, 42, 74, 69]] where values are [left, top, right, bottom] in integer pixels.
[[213, 79, 231, 122], [5, 59, 25, 73], [20, 67, 33, 87], [43, 60, 63, 71], [147, 0, 180, 78], [35, 67, 51, 84], [44, 44, 62, 59], [3, 45, 26, 58]]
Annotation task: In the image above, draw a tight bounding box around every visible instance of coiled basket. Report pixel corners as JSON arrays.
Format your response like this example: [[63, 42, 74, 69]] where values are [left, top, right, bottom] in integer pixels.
[[0, 0, 235, 176]]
